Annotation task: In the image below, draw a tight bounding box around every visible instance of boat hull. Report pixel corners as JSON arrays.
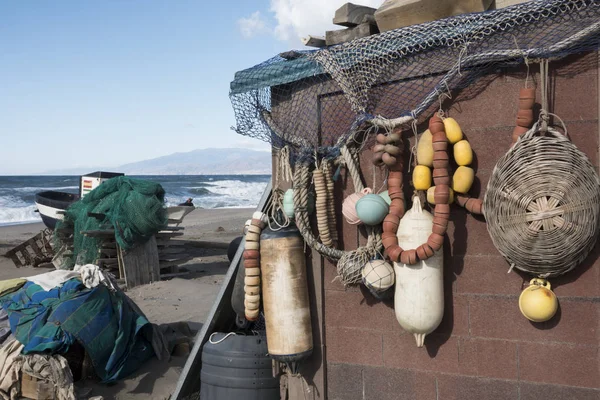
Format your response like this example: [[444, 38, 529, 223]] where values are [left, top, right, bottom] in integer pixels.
[[35, 191, 80, 230]]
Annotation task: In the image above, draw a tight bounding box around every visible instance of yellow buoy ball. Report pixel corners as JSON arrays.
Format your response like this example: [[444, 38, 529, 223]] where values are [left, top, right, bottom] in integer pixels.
[[426, 186, 454, 205], [416, 129, 434, 167], [362, 259, 395, 292], [518, 279, 558, 322], [452, 166, 474, 194], [453, 140, 473, 166], [413, 165, 432, 190], [443, 117, 463, 144]]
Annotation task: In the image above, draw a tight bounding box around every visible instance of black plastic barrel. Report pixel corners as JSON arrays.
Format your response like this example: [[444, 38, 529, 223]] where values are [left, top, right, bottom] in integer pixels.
[[200, 333, 279, 400]]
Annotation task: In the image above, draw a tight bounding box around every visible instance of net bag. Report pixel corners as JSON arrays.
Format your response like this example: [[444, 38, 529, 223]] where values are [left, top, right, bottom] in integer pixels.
[[483, 123, 600, 278]]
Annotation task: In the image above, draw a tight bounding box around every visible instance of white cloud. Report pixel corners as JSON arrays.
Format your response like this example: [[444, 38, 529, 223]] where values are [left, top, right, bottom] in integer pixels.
[[269, 0, 385, 43], [237, 11, 269, 39]]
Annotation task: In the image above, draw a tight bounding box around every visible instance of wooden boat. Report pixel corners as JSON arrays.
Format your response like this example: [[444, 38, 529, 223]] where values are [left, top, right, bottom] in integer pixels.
[[35, 191, 80, 230]]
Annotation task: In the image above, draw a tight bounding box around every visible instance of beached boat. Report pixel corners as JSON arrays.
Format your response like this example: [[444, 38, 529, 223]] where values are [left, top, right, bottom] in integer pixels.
[[34, 191, 80, 230]]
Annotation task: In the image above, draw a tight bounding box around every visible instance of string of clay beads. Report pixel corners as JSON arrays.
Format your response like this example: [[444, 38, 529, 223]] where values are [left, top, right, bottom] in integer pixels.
[[243, 212, 267, 321], [513, 87, 536, 143], [313, 169, 333, 247]]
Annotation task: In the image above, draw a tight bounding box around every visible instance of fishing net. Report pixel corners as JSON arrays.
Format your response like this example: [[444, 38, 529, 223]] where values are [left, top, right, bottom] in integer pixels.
[[229, 0, 600, 283], [54, 177, 168, 268], [231, 0, 600, 153]]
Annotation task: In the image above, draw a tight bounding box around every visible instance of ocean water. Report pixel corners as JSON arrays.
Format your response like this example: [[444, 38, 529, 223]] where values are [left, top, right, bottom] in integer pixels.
[[0, 175, 271, 226]]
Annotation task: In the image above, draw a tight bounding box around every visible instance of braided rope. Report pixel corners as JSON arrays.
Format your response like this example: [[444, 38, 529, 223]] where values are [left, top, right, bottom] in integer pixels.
[[293, 163, 345, 260], [313, 169, 333, 247], [323, 161, 338, 243]]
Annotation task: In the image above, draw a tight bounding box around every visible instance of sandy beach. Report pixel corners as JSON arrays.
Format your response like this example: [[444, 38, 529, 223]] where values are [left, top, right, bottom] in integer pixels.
[[0, 207, 252, 400]]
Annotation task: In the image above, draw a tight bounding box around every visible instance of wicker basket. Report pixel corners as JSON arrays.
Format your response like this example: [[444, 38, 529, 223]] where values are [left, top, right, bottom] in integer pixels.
[[484, 123, 600, 278]]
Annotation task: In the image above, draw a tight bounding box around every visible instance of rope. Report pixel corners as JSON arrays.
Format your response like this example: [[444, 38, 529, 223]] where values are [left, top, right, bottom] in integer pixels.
[[340, 146, 364, 191], [209, 332, 237, 345], [314, 168, 333, 247], [539, 59, 550, 132], [293, 163, 345, 260], [323, 161, 338, 243]]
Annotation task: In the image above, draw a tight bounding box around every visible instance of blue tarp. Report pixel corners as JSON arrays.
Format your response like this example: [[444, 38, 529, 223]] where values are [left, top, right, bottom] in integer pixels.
[[0, 279, 155, 382], [230, 52, 323, 95]]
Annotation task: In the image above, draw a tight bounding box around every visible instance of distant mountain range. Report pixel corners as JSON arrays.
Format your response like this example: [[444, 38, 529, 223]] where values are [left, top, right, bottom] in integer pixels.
[[41, 148, 272, 175]]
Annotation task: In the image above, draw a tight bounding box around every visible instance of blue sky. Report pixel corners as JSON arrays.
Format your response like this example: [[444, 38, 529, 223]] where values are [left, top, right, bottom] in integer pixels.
[[0, 0, 383, 174]]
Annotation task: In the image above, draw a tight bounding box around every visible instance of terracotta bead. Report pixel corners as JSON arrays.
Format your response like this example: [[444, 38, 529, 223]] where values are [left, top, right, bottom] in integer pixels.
[[466, 198, 483, 215], [400, 249, 418, 265], [388, 187, 404, 200], [416, 245, 428, 261], [433, 215, 449, 229], [427, 233, 444, 251], [251, 218, 266, 229], [422, 243, 435, 258], [519, 87, 536, 109], [433, 151, 449, 169], [433, 175, 451, 186], [389, 202, 405, 218], [454, 193, 470, 207], [434, 185, 450, 204], [432, 222, 446, 235], [243, 250, 260, 260], [382, 231, 398, 248], [435, 203, 451, 218], [516, 109, 534, 128], [387, 177, 403, 188], [429, 115, 445, 133], [387, 245, 403, 263], [388, 170, 403, 180], [432, 141, 448, 152], [432, 131, 447, 143], [244, 259, 260, 268], [376, 133, 387, 144], [383, 214, 400, 233]]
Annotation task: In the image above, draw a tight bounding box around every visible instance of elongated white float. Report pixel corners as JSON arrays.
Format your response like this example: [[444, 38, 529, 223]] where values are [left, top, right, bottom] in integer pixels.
[[394, 197, 444, 347]]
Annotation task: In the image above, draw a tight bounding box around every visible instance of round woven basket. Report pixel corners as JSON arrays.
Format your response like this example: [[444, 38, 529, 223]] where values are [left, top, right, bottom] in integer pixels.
[[484, 123, 600, 278]]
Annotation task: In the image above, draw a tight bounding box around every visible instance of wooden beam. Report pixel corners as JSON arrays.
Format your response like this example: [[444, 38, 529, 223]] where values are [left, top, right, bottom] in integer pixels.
[[333, 2, 377, 27], [302, 35, 326, 48], [325, 22, 379, 46]]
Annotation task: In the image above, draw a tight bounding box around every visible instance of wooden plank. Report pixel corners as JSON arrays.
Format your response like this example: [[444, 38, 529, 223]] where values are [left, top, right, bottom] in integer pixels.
[[302, 35, 327, 48], [159, 226, 185, 231], [333, 2, 376, 27], [99, 248, 118, 256], [155, 232, 184, 239], [121, 236, 160, 289], [172, 179, 272, 400], [325, 22, 378, 46]]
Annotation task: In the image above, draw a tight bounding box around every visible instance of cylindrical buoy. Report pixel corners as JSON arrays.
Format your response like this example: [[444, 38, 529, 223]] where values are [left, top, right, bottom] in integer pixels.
[[394, 197, 444, 348], [260, 224, 313, 362]]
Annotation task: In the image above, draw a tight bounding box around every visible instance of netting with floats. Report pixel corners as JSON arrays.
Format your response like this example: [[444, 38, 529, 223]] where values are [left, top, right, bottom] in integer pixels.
[[231, 0, 600, 153]]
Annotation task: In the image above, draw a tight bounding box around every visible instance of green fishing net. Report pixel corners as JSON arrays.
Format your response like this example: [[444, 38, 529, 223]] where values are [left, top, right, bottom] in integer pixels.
[[55, 177, 168, 268]]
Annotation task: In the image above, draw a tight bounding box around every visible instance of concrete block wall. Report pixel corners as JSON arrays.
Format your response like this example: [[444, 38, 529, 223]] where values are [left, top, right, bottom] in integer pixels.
[[321, 52, 600, 400]]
